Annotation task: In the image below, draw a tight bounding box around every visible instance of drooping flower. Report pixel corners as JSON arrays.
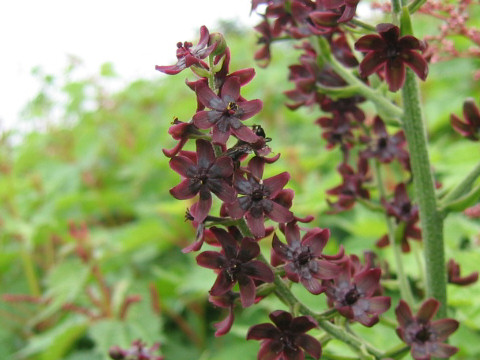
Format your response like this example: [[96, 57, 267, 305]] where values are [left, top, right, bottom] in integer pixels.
[[247, 310, 322, 360], [169, 139, 236, 223], [227, 157, 294, 238], [155, 25, 217, 75], [355, 23, 428, 92], [377, 183, 422, 252], [209, 291, 238, 337], [395, 299, 459, 360], [447, 258, 479, 286], [271, 222, 342, 294], [162, 117, 204, 157], [193, 77, 262, 145], [109, 340, 163, 360], [360, 116, 410, 170], [324, 260, 391, 327], [196, 227, 274, 307], [323, 0, 361, 23], [450, 98, 480, 141]]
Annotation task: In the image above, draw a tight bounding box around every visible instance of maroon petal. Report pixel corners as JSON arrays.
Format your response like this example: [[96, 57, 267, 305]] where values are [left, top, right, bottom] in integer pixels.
[[398, 35, 423, 50], [247, 323, 279, 340], [395, 300, 414, 327], [238, 99, 263, 120], [354, 268, 381, 296], [300, 276, 323, 294], [196, 251, 226, 269], [417, 298, 439, 323], [228, 200, 246, 219], [248, 156, 266, 179], [430, 343, 459, 358], [355, 34, 386, 51], [385, 58, 406, 92], [214, 307, 234, 337], [229, 68, 256, 86], [210, 271, 235, 296], [246, 211, 265, 238], [263, 172, 291, 197], [312, 260, 340, 280], [295, 334, 322, 359], [212, 126, 231, 145], [272, 233, 289, 260], [243, 261, 274, 282], [211, 227, 238, 259], [221, 77, 241, 101], [337, 5, 357, 23], [208, 179, 236, 203], [196, 195, 212, 223], [196, 139, 215, 168], [464, 98, 480, 127], [266, 201, 294, 223], [170, 179, 198, 199], [302, 229, 330, 256], [193, 110, 216, 129], [359, 51, 386, 77], [238, 238, 261, 262], [238, 275, 256, 307], [284, 347, 303, 360], [196, 83, 225, 110], [291, 316, 318, 333], [197, 25, 210, 48], [365, 296, 391, 314], [210, 156, 234, 178], [232, 125, 261, 143], [402, 50, 428, 81], [269, 310, 293, 330], [377, 23, 400, 43], [170, 155, 196, 177], [155, 64, 183, 75], [431, 319, 459, 341]]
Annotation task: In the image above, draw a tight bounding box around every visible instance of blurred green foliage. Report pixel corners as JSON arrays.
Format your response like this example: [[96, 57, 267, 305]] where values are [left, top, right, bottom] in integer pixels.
[[1, 17, 480, 360]]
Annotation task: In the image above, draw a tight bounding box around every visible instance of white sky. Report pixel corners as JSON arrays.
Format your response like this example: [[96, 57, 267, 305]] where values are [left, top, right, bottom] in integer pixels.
[[0, 1, 259, 130]]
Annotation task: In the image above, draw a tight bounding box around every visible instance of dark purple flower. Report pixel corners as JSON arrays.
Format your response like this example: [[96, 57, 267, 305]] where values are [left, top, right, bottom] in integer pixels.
[[209, 291, 238, 337], [355, 23, 428, 92], [271, 222, 342, 294], [323, 0, 360, 23], [155, 25, 217, 75], [329, 32, 359, 67], [247, 310, 322, 360], [254, 18, 274, 67], [227, 157, 294, 238], [169, 139, 236, 223], [193, 77, 262, 145], [109, 340, 163, 360], [316, 114, 356, 153], [196, 227, 274, 307], [326, 158, 370, 213], [395, 299, 459, 360], [213, 48, 256, 90], [377, 183, 421, 252], [361, 116, 410, 170], [324, 261, 391, 327], [450, 98, 480, 141], [162, 117, 204, 157], [447, 258, 479, 286]]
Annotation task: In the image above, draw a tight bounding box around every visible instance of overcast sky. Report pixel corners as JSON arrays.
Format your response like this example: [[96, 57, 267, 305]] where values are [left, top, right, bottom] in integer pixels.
[[0, 1, 259, 130]]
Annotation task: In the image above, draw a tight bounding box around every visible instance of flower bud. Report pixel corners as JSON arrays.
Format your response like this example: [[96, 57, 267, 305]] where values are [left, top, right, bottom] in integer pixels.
[[208, 32, 227, 56]]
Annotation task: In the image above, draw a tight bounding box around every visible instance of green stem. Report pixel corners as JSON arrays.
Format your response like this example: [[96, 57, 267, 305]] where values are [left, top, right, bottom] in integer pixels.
[[401, 69, 446, 318], [328, 55, 403, 125], [350, 19, 376, 32], [391, 0, 402, 17], [208, 55, 216, 91], [440, 161, 480, 205], [20, 249, 41, 297], [373, 161, 415, 305], [407, 0, 427, 13]]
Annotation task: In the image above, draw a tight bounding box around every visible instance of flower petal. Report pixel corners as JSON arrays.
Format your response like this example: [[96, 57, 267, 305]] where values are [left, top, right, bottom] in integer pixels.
[[214, 307, 234, 337], [269, 310, 292, 330], [238, 238, 261, 262], [266, 201, 294, 224], [211, 227, 238, 259], [431, 318, 459, 341], [196, 139, 215, 168], [208, 179, 236, 203], [354, 268, 381, 297], [170, 155, 196, 177], [295, 334, 322, 359], [430, 343, 459, 358], [247, 324, 279, 340], [232, 125, 261, 143], [263, 172, 290, 198], [238, 275, 256, 307], [359, 51, 386, 78], [300, 276, 323, 294], [402, 50, 428, 81], [221, 77, 241, 101], [355, 34, 386, 51], [170, 179, 198, 199], [417, 298, 439, 323], [302, 228, 330, 256], [238, 99, 263, 120], [196, 82, 225, 110], [246, 211, 265, 238], [395, 299, 414, 328], [210, 271, 235, 296], [210, 156, 234, 178], [195, 195, 212, 223], [272, 233, 290, 260], [196, 251, 226, 269], [385, 57, 406, 92], [243, 261, 274, 282]]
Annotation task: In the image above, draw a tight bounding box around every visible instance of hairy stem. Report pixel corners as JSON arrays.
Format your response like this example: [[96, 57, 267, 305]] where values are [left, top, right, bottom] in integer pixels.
[[401, 69, 446, 317]]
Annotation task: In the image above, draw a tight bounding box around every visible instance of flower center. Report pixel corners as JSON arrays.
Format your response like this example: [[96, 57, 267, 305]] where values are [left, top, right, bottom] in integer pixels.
[[414, 325, 431, 343], [194, 168, 209, 184], [226, 102, 238, 116], [386, 45, 400, 59], [344, 287, 360, 305], [225, 259, 242, 282], [251, 188, 266, 201], [377, 136, 388, 150], [400, 202, 412, 215], [279, 333, 298, 353], [294, 247, 312, 267]]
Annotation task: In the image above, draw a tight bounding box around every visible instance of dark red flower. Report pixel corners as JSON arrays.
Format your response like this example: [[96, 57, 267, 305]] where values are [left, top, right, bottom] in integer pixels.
[[247, 310, 322, 360], [395, 299, 459, 360], [271, 222, 342, 294], [324, 260, 391, 327], [355, 23, 428, 92], [169, 139, 236, 223], [196, 227, 274, 307], [109, 340, 163, 360], [377, 183, 421, 252], [209, 291, 238, 337], [326, 158, 370, 213], [193, 77, 262, 145], [450, 98, 480, 141], [323, 0, 360, 23], [361, 116, 410, 170], [155, 25, 217, 75], [227, 157, 294, 238], [162, 118, 204, 157], [447, 258, 479, 286]]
